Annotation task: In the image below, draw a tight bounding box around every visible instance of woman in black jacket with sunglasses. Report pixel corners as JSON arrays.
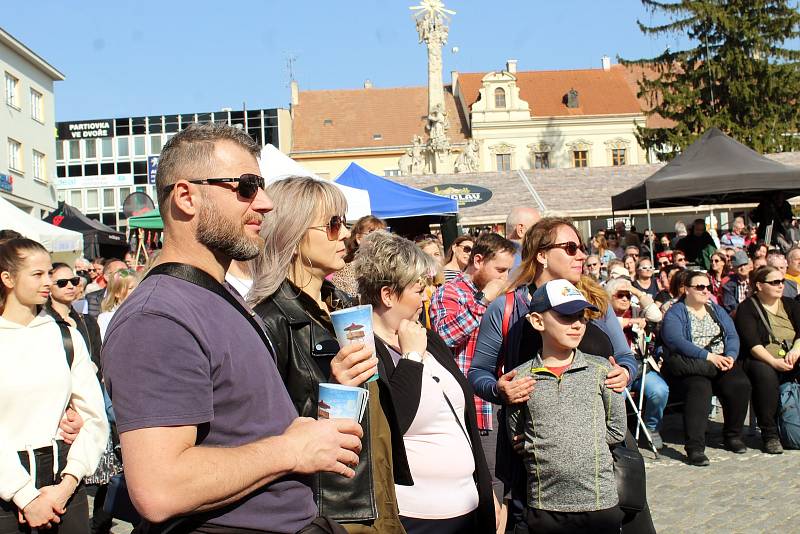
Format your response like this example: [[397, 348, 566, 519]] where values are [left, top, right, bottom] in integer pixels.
[[734, 265, 800, 454]]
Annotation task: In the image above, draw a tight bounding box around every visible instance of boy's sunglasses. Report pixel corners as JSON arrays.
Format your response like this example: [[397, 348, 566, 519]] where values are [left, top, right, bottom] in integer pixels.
[[162, 173, 265, 200], [310, 215, 347, 241], [54, 277, 81, 288], [545, 241, 585, 256]]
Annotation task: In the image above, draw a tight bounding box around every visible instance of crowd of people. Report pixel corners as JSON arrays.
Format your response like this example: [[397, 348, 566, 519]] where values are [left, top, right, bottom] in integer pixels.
[[1, 123, 798, 534]]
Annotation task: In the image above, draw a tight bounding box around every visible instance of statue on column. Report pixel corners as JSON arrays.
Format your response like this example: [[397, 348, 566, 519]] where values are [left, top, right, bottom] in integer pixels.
[[426, 103, 450, 154], [411, 135, 426, 174], [398, 149, 414, 176]]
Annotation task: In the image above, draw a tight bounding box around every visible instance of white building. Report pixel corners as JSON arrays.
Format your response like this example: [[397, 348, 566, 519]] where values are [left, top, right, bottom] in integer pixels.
[[0, 27, 64, 216]]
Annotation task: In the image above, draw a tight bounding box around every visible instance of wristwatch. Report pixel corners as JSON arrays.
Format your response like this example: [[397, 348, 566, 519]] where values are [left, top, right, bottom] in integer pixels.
[[474, 291, 486, 303], [402, 351, 424, 363]]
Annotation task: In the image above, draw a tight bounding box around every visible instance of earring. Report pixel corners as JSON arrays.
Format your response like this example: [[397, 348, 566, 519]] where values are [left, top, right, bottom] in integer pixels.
[[543, 259, 548, 270]]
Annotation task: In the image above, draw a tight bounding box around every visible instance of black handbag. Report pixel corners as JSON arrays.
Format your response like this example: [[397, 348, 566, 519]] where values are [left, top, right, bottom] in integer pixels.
[[662, 304, 724, 378], [610, 442, 646, 513]]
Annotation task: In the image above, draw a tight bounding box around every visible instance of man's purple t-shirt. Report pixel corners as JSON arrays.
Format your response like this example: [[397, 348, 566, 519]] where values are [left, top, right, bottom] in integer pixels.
[[103, 274, 316, 533]]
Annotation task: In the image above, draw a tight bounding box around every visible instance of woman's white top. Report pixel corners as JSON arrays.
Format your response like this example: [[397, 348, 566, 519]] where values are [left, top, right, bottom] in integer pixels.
[[0, 312, 109, 509], [394, 353, 479, 519]]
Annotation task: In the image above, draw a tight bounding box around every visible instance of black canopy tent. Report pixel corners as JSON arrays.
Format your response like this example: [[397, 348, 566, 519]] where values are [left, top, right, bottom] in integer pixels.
[[612, 128, 800, 211], [611, 128, 800, 262], [44, 202, 128, 259]]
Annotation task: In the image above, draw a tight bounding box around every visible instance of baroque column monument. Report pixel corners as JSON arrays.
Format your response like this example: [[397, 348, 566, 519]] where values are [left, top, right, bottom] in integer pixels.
[[409, 0, 455, 174]]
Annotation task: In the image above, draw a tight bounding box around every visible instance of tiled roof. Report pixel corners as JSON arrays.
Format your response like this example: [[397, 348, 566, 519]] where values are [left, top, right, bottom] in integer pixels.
[[291, 85, 469, 154], [393, 153, 800, 224], [616, 64, 676, 129], [456, 66, 644, 118]]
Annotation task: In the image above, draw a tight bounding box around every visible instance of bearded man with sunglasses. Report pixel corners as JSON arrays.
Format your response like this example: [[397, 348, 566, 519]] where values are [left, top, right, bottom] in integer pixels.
[[102, 124, 362, 534]]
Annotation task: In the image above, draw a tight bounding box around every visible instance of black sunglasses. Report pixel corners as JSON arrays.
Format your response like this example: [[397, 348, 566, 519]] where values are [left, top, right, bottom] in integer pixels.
[[546, 241, 586, 256], [460, 245, 473, 253], [614, 291, 631, 299], [162, 173, 265, 200], [763, 279, 785, 287], [689, 284, 711, 292], [54, 277, 81, 288], [309, 215, 347, 241]]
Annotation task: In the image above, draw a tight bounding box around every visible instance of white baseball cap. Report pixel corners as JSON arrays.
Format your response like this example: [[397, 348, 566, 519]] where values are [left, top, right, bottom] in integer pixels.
[[529, 279, 599, 315]]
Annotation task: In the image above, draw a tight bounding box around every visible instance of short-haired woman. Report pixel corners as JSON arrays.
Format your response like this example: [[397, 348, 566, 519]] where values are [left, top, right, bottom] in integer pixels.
[[442, 235, 474, 283], [355, 231, 495, 534], [734, 266, 800, 454], [661, 271, 751, 466], [0, 238, 108, 534], [250, 177, 408, 532], [330, 215, 387, 298]]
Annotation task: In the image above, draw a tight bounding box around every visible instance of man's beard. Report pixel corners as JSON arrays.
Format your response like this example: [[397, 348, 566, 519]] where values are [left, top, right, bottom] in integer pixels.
[[196, 199, 263, 261]]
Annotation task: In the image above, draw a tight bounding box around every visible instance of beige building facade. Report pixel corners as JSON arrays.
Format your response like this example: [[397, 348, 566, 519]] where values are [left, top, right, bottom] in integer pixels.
[[0, 27, 64, 216], [287, 57, 654, 179]]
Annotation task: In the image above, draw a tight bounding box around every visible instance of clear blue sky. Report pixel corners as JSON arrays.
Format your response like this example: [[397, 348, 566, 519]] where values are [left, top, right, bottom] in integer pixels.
[[2, 1, 716, 121]]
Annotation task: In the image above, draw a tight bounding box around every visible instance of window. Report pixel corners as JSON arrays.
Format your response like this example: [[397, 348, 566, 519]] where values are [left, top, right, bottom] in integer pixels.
[[56, 141, 64, 161], [133, 136, 146, 156], [611, 148, 627, 166], [8, 138, 22, 172], [384, 169, 401, 177], [496, 153, 511, 171], [534, 152, 550, 169], [84, 139, 97, 159], [103, 188, 115, 209], [68, 140, 80, 160], [70, 190, 83, 209], [101, 138, 113, 158], [150, 135, 162, 154], [572, 150, 588, 168], [30, 89, 43, 121], [86, 189, 99, 210], [5, 73, 19, 108], [32, 150, 45, 181], [119, 187, 131, 204], [117, 137, 129, 158], [494, 87, 506, 109]]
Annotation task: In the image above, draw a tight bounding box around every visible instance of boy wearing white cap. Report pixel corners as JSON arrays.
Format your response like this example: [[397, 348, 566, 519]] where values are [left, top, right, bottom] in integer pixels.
[[507, 279, 626, 534]]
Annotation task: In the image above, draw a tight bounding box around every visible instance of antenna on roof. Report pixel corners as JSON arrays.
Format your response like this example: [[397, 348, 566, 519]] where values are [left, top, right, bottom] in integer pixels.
[[285, 53, 297, 85]]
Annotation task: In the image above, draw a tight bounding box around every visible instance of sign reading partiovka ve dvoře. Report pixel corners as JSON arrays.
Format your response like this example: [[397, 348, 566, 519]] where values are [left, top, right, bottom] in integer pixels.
[[422, 184, 493, 208], [57, 119, 114, 140]]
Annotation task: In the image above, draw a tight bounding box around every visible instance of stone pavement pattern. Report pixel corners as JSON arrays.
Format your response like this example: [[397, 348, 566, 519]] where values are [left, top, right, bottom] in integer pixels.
[[102, 413, 798, 534], [642, 411, 799, 534]]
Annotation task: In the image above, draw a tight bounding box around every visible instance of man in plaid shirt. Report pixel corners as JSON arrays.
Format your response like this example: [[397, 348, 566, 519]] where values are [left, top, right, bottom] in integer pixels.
[[430, 233, 516, 431]]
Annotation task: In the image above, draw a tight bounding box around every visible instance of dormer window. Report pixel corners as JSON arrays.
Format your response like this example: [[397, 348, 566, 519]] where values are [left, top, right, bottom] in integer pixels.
[[323, 119, 333, 126], [372, 133, 382, 140], [494, 87, 506, 109], [566, 89, 579, 109]]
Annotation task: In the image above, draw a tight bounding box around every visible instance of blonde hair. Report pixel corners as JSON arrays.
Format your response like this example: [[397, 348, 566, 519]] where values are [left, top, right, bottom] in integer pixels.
[[101, 270, 139, 312], [248, 176, 347, 304], [355, 231, 437, 307], [576, 275, 607, 320]]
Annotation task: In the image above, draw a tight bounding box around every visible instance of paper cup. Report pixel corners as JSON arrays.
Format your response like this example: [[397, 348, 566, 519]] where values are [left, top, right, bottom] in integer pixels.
[[318, 383, 369, 422], [330, 304, 378, 382]]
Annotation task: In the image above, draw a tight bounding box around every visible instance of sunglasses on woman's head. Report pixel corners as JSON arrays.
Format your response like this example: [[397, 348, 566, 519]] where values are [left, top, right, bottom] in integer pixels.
[[162, 173, 265, 200], [309, 215, 347, 241], [54, 277, 81, 288], [763, 279, 785, 287], [546, 241, 585, 256]]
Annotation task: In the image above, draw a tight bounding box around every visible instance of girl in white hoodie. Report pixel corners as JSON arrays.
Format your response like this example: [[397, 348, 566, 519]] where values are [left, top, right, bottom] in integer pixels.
[[0, 238, 108, 533]]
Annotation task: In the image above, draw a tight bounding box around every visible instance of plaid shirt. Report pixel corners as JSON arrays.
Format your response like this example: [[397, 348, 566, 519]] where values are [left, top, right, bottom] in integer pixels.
[[430, 272, 493, 430]]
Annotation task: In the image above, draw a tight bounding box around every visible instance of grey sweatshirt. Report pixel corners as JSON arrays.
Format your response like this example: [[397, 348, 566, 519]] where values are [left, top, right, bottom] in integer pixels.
[[507, 349, 626, 512]]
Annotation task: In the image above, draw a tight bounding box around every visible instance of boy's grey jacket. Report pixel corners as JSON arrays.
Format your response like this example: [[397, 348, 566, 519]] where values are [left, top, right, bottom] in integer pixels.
[[507, 349, 626, 512]]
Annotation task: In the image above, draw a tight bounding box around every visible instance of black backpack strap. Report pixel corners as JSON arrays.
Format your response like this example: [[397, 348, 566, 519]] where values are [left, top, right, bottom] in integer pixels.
[[57, 320, 75, 369], [144, 263, 277, 359]]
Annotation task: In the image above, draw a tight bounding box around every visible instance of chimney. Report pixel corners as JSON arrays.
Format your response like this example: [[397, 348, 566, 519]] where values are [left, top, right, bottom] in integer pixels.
[[601, 55, 611, 71], [506, 59, 517, 74], [364, 79, 373, 89], [290, 80, 299, 106], [451, 70, 459, 89]]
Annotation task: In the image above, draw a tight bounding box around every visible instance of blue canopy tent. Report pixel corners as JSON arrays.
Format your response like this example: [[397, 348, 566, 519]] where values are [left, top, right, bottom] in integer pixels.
[[335, 163, 457, 218], [335, 162, 459, 244]]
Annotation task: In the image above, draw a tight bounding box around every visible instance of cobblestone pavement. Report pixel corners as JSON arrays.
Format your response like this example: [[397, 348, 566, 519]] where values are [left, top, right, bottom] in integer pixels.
[[99, 411, 798, 534], [642, 411, 799, 534]]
